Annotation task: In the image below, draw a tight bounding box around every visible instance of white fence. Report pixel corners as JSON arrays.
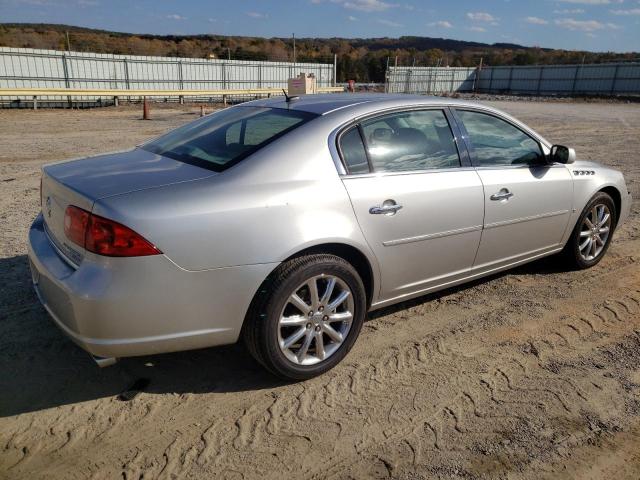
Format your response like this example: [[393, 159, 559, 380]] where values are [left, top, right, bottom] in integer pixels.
[[0, 47, 336, 106], [387, 63, 640, 96], [386, 67, 477, 94]]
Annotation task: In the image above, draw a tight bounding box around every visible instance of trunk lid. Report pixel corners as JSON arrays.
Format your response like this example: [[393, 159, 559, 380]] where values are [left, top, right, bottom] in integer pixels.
[[41, 170, 93, 265], [41, 147, 215, 264], [43, 147, 216, 200]]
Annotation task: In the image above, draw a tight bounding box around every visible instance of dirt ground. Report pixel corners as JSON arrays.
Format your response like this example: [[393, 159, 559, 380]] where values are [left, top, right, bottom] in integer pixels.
[[1, 100, 639, 480]]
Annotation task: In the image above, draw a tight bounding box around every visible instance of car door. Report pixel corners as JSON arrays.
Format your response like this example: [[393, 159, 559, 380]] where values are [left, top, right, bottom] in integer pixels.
[[339, 108, 485, 302], [453, 108, 573, 270]]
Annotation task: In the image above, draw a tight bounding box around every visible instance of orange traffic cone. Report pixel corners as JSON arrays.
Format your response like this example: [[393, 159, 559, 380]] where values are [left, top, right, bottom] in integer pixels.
[[143, 97, 150, 120]]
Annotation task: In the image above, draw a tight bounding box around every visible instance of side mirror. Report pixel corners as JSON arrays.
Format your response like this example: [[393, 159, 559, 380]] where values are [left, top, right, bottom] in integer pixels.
[[550, 145, 576, 164]]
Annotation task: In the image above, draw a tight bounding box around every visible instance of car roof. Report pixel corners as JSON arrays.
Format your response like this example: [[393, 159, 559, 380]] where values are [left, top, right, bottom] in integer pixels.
[[242, 93, 475, 116], [240, 93, 551, 148]]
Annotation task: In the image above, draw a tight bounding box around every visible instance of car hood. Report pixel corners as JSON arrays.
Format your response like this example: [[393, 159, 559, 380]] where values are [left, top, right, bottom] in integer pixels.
[[43, 147, 216, 201]]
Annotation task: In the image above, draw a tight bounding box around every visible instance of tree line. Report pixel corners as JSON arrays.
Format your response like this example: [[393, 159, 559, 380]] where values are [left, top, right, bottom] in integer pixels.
[[1, 24, 637, 83]]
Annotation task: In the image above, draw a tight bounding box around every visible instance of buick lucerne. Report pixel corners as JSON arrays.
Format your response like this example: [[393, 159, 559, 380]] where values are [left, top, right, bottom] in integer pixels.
[[28, 94, 632, 379]]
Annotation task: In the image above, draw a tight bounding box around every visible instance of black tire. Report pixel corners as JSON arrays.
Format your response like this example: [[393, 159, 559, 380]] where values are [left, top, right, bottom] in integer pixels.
[[563, 191, 617, 270], [243, 254, 366, 380]]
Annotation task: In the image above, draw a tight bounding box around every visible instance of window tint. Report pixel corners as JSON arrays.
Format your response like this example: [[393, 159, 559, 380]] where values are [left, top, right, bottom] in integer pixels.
[[225, 121, 241, 144], [360, 110, 460, 172], [457, 110, 543, 166], [339, 127, 370, 174], [142, 107, 316, 172], [244, 113, 304, 146]]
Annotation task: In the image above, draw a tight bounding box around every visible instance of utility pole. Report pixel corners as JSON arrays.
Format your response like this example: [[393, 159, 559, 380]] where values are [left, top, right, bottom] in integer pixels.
[[227, 48, 231, 60], [475, 57, 483, 93], [292, 33, 296, 65], [385, 56, 390, 93], [65, 31, 71, 51]]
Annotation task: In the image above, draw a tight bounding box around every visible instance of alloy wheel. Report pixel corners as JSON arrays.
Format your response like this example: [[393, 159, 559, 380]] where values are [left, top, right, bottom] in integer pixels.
[[277, 274, 354, 366], [578, 203, 611, 262]]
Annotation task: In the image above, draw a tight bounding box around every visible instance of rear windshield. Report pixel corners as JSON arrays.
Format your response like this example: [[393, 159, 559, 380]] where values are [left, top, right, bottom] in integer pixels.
[[142, 106, 317, 172]]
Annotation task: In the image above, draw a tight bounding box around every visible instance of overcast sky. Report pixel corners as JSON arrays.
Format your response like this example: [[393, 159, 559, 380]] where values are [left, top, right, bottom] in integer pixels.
[[1, 0, 639, 52]]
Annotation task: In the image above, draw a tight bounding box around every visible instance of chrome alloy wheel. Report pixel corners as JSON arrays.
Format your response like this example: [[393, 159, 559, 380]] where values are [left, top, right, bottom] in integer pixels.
[[579, 203, 611, 261], [277, 274, 354, 366]]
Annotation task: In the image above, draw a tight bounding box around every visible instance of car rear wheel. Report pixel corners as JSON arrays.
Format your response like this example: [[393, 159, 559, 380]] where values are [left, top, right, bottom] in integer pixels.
[[564, 192, 616, 269], [243, 254, 366, 380]]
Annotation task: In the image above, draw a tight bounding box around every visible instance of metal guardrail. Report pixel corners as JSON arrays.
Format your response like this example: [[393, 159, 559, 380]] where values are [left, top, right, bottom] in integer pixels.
[[0, 87, 344, 96], [0, 86, 345, 109]]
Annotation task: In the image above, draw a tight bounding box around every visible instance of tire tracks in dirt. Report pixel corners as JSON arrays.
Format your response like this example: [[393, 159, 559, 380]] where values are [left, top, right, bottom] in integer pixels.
[[2, 100, 640, 479], [105, 258, 640, 479], [3, 249, 638, 480]]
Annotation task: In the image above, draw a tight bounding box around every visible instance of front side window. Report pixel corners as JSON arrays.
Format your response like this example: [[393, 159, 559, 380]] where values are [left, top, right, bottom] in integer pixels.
[[456, 110, 543, 167], [359, 110, 461, 172], [142, 106, 316, 172]]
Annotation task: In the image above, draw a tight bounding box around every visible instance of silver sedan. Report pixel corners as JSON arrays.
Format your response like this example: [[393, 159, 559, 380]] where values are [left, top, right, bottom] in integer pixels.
[[28, 94, 632, 379]]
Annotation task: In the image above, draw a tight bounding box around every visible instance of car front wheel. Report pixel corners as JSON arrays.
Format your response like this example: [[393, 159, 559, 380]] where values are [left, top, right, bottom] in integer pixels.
[[564, 191, 617, 269], [243, 254, 366, 380]]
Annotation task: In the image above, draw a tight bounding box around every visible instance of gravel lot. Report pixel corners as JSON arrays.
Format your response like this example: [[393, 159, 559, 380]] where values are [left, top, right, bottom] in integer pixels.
[[1, 100, 639, 480]]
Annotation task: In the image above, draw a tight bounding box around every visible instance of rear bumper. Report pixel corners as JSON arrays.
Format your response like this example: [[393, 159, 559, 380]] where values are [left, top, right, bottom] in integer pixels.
[[28, 213, 276, 360]]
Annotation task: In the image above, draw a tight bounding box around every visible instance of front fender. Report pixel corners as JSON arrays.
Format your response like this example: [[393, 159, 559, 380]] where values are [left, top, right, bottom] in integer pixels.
[[561, 164, 630, 246]]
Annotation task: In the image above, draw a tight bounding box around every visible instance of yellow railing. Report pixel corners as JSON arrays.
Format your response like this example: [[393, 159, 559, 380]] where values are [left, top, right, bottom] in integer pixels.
[[0, 87, 344, 97]]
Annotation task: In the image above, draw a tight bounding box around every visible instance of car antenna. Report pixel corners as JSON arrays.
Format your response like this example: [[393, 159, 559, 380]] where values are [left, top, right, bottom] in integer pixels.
[[282, 89, 299, 103]]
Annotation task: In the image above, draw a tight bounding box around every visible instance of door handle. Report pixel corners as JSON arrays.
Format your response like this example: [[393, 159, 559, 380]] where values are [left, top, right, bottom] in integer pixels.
[[369, 202, 403, 215], [490, 189, 514, 201]]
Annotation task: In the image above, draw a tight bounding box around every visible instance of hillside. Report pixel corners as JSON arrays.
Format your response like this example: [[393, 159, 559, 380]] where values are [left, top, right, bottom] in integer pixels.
[[0, 23, 637, 82]]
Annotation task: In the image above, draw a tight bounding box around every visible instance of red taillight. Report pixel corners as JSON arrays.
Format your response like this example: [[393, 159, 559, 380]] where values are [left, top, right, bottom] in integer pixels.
[[64, 206, 161, 257], [85, 213, 162, 257], [64, 206, 90, 247]]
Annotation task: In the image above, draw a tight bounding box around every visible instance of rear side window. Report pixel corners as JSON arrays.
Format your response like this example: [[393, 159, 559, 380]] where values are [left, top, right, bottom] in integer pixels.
[[456, 110, 543, 167], [339, 127, 370, 174], [359, 110, 461, 172], [142, 106, 317, 172]]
